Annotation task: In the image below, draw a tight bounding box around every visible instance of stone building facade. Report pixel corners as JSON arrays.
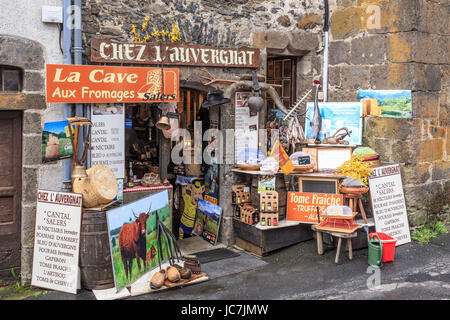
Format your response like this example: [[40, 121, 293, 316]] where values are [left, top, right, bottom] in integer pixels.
[[0, 0, 64, 285], [328, 0, 449, 227], [0, 0, 447, 284], [81, 0, 448, 239]]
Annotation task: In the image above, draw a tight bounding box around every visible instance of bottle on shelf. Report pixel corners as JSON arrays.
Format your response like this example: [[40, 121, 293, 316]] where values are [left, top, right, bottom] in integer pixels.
[[127, 162, 134, 187], [253, 211, 259, 224]]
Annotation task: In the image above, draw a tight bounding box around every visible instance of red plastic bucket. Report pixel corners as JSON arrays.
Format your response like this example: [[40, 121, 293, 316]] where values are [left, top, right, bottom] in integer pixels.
[[369, 232, 397, 262]]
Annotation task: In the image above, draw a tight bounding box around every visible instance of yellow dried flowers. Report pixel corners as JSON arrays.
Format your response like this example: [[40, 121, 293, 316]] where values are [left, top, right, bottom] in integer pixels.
[[131, 16, 182, 43], [334, 155, 374, 186]]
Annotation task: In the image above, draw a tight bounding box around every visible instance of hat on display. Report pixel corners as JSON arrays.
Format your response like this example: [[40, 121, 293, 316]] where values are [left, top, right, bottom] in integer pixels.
[[202, 89, 231, 108]]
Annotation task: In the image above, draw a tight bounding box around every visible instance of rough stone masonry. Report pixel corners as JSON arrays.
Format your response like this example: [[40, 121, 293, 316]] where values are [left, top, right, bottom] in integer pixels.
[[81, 0, 449, 246]]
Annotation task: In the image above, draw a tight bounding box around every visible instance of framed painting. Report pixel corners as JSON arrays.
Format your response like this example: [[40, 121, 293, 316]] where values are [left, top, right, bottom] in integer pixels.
[[358, 90, 412, 118], [304, 102, 363, 145], [106, 190, 171, 292]]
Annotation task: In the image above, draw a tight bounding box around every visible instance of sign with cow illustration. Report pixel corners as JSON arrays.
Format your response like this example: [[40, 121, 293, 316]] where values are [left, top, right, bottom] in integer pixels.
[[106, 190, 171, 291]]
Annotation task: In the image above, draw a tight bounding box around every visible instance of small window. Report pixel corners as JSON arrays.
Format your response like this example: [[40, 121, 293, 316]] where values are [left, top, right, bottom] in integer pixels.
[[266, 57, 296, 109], [0, 66, 23, 92]]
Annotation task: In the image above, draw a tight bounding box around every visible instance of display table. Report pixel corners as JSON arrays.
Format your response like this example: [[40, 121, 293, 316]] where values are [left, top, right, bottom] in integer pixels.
[[231, 168, 284, 176], [232, 167, 313, 256], [124, 184, 173, 201]]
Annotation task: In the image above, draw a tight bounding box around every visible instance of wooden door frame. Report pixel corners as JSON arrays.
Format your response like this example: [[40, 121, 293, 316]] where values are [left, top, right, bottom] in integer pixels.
[[0, 111, 22, 280]]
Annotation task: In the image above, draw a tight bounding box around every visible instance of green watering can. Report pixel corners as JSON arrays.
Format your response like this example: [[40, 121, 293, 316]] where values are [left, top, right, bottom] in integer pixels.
[[367, 234, 383, 268]]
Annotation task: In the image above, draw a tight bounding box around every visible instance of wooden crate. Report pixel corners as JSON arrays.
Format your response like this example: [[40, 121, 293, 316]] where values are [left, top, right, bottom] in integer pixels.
[[233, 219, 313, 256]]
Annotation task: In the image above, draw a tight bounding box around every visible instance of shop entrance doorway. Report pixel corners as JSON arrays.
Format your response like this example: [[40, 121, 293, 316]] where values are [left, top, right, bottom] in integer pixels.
[[0, 111, 22, 283]]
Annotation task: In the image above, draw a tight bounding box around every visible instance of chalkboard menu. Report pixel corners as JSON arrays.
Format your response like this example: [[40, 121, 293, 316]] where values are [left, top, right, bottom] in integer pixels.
[[297, 156, 311, 165]]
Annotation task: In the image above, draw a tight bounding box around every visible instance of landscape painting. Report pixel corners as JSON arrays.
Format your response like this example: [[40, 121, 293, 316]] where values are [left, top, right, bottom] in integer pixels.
[[193, 199, 222, 245], [358, 90, 412, 118], [42, 120, 73, 162], [106, 190, 171, 292], [304, 102, 363, 145]]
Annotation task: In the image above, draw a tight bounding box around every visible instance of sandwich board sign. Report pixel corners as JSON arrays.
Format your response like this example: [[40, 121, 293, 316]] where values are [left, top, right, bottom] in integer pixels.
[[368, 164, 411, 246], [31, 190, 83, 294]]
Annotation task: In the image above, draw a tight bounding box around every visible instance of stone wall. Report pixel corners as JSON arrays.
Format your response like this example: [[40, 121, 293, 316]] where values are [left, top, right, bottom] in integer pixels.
[[321, 0, 449, 226], [81, 0, 449, 247], [81, 0, 323, 50], [0, 0, 64, 285]]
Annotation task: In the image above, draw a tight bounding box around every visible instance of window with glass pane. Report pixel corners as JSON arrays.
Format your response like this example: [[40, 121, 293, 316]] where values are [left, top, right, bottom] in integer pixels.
[[0, 66, 22, 92]]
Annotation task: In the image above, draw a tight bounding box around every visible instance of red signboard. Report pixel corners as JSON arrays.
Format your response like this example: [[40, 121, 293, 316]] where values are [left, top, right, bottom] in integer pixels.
[[46, 64, 179, 103], [286, 192, 344, 223]]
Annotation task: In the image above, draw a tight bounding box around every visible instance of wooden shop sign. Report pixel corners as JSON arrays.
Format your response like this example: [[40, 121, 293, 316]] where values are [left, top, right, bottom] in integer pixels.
[[368, 164, 411, 246], [46, 64, 179, 103], [287, 192, 343, 224], [91, 38, 260, 68], [31, 190, 83, 294]]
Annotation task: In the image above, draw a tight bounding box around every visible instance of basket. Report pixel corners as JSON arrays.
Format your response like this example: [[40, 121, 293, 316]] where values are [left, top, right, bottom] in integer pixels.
[[73, 165, 118, 208], [235, 164, 261, 171], [365, 159, 381, 168], [370, 232, 397, 262], [339, 186, 369, 196], [292, 164, 314, 172]]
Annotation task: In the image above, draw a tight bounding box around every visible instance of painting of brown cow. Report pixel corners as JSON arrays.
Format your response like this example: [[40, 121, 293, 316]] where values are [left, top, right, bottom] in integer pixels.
[[118, 202, 151, 279]]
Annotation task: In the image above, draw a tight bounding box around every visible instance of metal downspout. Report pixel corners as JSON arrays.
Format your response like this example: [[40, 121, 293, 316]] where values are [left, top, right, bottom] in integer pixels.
[[323, 0, 330, 102], [73, 0, 86, 166], [62, 0, 72, 185]]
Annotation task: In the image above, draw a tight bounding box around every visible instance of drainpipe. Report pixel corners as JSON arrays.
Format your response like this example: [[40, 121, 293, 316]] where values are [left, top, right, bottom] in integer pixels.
[[73, 0, 85, 165], [62, 0, 72, 185], [322, 0, 330, 102]]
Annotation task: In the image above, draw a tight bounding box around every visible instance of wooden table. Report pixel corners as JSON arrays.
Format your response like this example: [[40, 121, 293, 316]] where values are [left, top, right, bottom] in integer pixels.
[[312, 224, 357, 264]]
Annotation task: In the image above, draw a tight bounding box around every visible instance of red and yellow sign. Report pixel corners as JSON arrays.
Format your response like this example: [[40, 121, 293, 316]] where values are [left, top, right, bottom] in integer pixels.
[[46, 64, 179, 103], [271, 140, 294, 175], [286, 192, 343, 223]]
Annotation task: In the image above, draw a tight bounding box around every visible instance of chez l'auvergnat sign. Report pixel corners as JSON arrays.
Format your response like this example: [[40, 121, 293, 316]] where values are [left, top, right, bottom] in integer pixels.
[[90, 38, 260, 68]]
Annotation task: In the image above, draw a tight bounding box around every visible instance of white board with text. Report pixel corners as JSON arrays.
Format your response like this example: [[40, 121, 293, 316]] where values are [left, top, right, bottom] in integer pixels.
[[31, 190, 83, 294], [368, 164, 411, 246]]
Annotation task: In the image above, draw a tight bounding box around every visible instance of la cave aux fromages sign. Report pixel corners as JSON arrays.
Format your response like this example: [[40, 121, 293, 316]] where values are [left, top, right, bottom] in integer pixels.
[[91, 39, 260, 68], [46, 64, 179, 103]]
